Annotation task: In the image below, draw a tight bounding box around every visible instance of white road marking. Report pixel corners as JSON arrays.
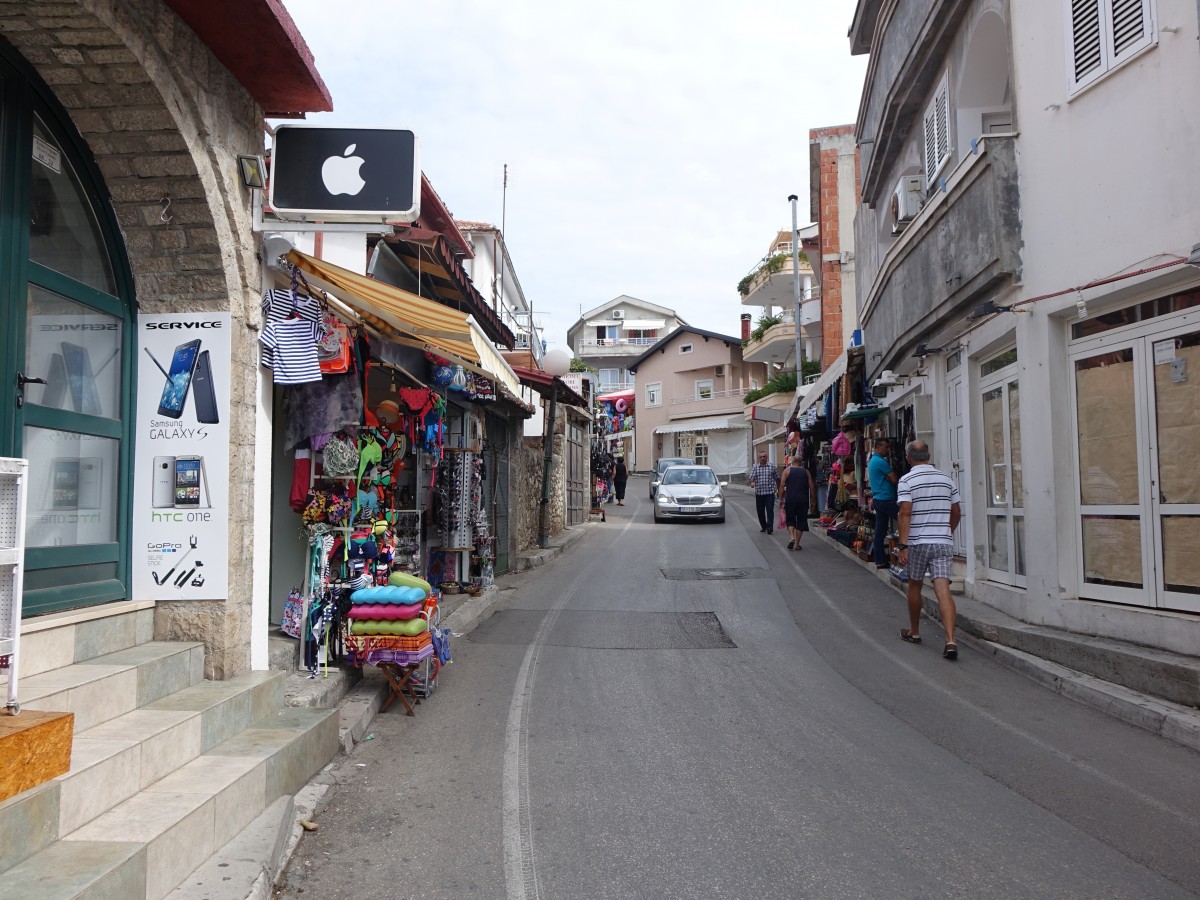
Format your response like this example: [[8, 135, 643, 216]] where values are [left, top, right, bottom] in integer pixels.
[[503, 512, 639, 900]]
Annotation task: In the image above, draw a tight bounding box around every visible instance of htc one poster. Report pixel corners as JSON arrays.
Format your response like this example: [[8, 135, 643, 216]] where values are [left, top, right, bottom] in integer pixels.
[[132, 312, 230, 600]]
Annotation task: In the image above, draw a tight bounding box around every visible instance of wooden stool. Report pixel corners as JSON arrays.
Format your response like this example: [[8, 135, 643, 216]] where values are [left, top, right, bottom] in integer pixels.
[[377, 662, 422, 716]]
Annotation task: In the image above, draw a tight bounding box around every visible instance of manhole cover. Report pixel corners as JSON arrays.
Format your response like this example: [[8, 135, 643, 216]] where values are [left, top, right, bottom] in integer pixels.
[[660, 567, 770, 581], [699, 569, 748, 579]]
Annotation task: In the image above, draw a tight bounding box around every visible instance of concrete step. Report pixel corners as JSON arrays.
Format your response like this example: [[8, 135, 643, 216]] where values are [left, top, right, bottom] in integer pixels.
[[0, 706, 337, 900], [20, 642, 206, 733], [54, 671, 286, 840]]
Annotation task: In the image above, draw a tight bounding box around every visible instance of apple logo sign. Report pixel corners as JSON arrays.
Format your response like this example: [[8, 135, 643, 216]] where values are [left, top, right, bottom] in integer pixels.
[[321, 144, 366, 196]]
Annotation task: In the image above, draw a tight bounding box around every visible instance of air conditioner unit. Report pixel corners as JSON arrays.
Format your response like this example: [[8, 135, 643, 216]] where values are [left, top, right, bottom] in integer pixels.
[[890, 175, 924, 234], [714, 365, 724, 376], [611, 310, 625, 319]]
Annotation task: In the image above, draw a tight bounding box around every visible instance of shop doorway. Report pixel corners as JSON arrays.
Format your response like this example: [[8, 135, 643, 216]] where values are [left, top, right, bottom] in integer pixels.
[[565, 419, 586, 526], [1070, 312, 1200, 613], [978, 348, 1024, 587], [0, 67, 136, 615]]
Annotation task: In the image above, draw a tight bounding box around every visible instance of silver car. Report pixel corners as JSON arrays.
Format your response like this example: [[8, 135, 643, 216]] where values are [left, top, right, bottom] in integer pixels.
[[653, 465, 726, 524], [649, 457, 693, 499]]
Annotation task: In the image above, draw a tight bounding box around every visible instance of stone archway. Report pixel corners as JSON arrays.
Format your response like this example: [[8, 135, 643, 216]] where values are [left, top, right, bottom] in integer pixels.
[[0, 0, 268, 677]]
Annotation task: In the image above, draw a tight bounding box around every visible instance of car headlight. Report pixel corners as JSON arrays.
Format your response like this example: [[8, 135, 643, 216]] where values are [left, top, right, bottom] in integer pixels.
[[656, 493, 672, 504], [704, 495, 723, 505]]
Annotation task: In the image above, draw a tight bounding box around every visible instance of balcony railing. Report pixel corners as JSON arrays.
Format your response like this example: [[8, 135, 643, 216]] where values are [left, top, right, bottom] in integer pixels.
[[579, 337, 657, 348], [668, 388, 744, 406]]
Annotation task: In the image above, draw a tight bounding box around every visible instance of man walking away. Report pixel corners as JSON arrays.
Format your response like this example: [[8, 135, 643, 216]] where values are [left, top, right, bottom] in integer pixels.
[[778, 456, 816, 550], [896, 440, 962, 660], [749, 451, 780, 534], [868, 438, 899, 569]]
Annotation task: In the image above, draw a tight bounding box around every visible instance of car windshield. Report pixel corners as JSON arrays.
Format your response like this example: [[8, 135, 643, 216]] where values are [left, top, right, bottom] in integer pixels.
[[662, 468, 717, 486], [657, 459, 690, 473]]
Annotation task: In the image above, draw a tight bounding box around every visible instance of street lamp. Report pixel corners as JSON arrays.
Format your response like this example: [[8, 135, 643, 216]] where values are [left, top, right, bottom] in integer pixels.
[[538, 348, 571, 549]]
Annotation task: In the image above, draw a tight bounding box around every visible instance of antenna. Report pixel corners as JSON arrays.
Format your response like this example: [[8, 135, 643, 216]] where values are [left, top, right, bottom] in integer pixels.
[[499, 164, 508, 316]]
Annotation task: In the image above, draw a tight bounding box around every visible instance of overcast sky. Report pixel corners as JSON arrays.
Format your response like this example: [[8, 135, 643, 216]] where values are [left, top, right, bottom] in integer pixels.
[[279, 1, 867, 350]]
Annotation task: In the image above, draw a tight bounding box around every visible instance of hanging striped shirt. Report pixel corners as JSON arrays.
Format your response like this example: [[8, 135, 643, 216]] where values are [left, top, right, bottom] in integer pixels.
[[259, 318, 323, 385], [260, 288, 322, 368], [897, 464, 960, 545]]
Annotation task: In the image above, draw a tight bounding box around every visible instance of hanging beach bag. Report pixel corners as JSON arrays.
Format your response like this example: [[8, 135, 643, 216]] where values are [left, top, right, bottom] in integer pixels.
[[317, 315, 352, 375], [322, 433, 358, 477], [281, 588, 304, 638]]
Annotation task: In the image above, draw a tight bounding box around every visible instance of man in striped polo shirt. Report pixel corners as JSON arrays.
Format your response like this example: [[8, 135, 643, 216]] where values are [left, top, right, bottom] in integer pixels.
[[896, 440, 962, 660]]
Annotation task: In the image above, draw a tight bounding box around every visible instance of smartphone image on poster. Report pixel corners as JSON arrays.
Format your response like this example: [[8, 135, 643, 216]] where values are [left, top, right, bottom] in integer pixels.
[[61, 342, 102, 416], [192, 350, 219, 424], [77, 457, 102, 509], [42, 353, 68, 410], [49, 458, 80, 510], [152, 455, 176, 508], [174, 455, 202, 508], [157, 339, 201, 419]]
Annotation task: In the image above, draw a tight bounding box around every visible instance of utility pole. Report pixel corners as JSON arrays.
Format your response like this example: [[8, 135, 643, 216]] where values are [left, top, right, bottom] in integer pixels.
[[788, 194, 806, 390]]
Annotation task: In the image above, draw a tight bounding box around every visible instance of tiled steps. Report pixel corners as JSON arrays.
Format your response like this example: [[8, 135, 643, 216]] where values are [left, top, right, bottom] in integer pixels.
[[0, 641, 339, 899]]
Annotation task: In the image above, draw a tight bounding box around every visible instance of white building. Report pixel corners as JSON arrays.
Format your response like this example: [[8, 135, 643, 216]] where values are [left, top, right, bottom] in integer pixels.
[[851, 0, 1200, 655]]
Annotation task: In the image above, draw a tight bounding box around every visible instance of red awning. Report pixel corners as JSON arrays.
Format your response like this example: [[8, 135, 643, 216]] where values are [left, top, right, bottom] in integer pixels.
[[164, 0, 332, 117], [511, 366, 588, 407]]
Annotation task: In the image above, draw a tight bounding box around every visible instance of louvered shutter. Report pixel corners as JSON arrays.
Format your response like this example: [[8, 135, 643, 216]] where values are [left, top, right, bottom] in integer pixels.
[[924, 107, 938, 184], [923, 75, 951, 186], [1070, 0, 1103, 87], [1110, 0, 1152, 61]]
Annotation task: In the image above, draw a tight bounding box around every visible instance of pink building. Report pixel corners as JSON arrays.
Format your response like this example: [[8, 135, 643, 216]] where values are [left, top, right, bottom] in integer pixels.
[[628, 327, 767, 478]]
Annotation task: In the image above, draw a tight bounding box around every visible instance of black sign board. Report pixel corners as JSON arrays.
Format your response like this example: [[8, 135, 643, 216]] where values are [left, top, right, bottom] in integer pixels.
[[269, 126, 420, 221]]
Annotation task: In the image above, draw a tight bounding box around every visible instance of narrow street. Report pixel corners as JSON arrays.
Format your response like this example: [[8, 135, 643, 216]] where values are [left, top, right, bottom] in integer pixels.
[[280, 478, 1200, 899]]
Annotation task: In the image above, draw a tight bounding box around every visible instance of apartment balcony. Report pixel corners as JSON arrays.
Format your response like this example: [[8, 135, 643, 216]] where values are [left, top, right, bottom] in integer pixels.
[[597, 381, 634, 396], [859, 135, 1021, 373], [743, 312, 797, 365], [739, 251, 814, 309], [574, 337, 658, 358], [666, 388, 745, 417]]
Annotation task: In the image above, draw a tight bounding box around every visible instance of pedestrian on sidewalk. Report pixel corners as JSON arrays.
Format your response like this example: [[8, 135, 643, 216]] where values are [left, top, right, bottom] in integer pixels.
[[749, 451, 780, 533], [778, 455, 816, 550], [896, 440, 962, 660], [868, 437, 899, 569], [613, 457, 628, 505]]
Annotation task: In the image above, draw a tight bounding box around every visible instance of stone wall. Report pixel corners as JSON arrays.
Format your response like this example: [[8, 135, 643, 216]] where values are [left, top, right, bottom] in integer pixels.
[[514, 431, 566, 555], [0, 0, 267, 678]]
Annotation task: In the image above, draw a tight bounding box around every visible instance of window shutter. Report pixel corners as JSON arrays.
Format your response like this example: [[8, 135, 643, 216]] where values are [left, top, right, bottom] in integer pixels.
[[1070, 0, 1104, 86], [935, 83, 950, 165], [923, 107, 938, 184], [1110, 0, 1151, 60]]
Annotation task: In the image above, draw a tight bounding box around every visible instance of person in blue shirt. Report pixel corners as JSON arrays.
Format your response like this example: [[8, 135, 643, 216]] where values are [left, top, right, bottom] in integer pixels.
[[868, 437, 899, 568]]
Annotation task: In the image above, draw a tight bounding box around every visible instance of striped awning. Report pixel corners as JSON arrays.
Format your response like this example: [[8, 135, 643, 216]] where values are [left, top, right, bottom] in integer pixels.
[[286, 249, 479, 364]]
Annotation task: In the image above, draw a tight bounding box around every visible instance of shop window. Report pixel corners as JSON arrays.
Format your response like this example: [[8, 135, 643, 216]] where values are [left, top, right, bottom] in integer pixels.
[[980, 347, 1018, 377], [30, 119, 116, 294], [1071, 288, 1200, 340], [693, 435, 709, 465]]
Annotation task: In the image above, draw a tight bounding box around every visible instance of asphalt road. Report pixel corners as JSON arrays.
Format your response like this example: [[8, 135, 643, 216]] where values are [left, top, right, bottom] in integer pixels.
[[279, 479, 1200, 899]]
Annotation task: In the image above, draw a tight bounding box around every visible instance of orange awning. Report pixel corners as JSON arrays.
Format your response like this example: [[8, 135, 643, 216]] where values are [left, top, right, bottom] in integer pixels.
[[286, 249, 480, 364]]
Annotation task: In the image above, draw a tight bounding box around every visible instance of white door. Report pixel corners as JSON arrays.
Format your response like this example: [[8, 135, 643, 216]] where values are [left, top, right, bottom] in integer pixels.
[[979, 350, 1025, 587], [945, 352, 967, 557]]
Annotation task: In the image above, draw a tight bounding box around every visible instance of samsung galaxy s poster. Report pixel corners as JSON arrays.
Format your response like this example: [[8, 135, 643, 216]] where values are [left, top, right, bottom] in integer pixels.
[[132, 312, 230, 600]]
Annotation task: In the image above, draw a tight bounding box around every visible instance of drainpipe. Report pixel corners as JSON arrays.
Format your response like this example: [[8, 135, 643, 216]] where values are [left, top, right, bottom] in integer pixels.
[[788, 194, 806, 388]]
